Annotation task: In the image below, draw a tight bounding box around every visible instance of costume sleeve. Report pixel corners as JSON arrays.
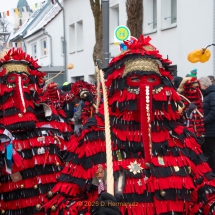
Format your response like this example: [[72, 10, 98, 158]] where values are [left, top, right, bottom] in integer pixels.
[[204, 93, 215, 125]]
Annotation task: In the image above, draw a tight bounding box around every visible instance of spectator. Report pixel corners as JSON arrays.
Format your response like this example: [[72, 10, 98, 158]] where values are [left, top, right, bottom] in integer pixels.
[[189, 68, 198, 78], [199, 76, 215, 172], [208, 75, 215, 85], [61, 82, 75, 120]]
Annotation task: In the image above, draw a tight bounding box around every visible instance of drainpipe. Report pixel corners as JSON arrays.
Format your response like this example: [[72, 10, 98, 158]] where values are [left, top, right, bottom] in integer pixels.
[[102, 0, 110, 68], [55, 0, 67, 82], [42, 27, 53, 67]]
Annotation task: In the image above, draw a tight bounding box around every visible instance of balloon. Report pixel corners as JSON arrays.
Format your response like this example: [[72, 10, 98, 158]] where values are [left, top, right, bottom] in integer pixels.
[[187, 48, 211, 63]]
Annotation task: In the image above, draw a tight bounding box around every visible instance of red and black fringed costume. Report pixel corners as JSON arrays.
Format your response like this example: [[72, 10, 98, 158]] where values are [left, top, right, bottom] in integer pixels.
[[44, 35, 215, 215], [40, 82, 68, 121], [61, 80, 98, 126], [0, 48, 72, 215], [177, 77, 205, 137]]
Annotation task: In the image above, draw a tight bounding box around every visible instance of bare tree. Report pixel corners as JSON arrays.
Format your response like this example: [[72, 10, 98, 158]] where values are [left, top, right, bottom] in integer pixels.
[[89, 0, 103, 65], [126, 0, 143, 38]]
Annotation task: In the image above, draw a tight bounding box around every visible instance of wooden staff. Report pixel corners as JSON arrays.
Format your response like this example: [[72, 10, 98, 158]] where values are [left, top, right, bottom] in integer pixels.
[[96, 59, 114, 195], [177, 93, 203, 118], [45, 71, 63, 83]]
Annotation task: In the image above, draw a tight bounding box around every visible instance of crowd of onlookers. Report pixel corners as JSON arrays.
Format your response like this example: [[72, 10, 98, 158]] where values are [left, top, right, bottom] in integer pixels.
[[173, 69, 215, 173]]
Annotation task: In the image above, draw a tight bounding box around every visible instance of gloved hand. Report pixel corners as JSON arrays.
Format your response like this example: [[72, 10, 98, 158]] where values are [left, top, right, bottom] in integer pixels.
[[188, 103, 197, 113], [80, 91, 94, 105], [91, 192, 121, 215], [186, 103, 197, 118]]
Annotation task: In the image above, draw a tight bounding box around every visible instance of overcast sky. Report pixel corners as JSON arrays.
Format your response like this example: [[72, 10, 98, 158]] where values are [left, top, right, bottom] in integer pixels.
[[0, 0, 42, 11]]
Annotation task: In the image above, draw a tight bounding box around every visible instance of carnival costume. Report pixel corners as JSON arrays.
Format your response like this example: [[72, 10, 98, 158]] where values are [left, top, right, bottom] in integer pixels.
[[44, 35, 215, 215], [0, 48, 72, 215], [177, 77, 205, 137]]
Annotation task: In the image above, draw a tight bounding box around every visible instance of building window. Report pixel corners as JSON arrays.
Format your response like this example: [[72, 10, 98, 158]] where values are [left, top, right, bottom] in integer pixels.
[[69, 23, 75, 52], [77, 20, 83, 51], [161, 0, 177, 30], [143, 0, 157, 34], [110, 4, 119, 43], [32, 43, 37, 59], [41, 39, 47, 56], [171, 0, 177, 24]]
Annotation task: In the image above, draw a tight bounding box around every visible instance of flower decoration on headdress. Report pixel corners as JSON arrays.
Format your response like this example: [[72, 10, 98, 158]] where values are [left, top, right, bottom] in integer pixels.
[[109, 35, 172, 67]]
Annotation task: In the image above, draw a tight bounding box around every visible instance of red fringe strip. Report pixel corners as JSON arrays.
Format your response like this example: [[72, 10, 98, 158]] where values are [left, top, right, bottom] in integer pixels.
[[75, 140, 106, 158], [9, 154, 63, 172], [154, 198, 191, 214], [11, 135, 66, 150], [112, 127, 141, 142], [105, 67, 124, 87], [119, 202, 155, 215], [151, 130, 170, 142], [2, 113, 37, 126], [153, 86, 181, 102], [152, 154, 190, 167], [148, 176, 195, 191], [108, 89, 137, 105], [123, 178, 147, 194], [1, 195, 44, 209]]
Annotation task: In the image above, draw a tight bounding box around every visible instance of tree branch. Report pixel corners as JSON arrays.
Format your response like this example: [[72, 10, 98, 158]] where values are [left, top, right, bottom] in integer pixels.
[[89, 0, 95, 12]]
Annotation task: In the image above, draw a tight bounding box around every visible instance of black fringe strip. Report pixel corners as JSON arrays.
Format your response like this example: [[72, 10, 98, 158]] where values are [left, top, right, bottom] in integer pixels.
[[57, 174, 89, 189], [0, 205, 44, 215], [111, 100, 137, 112], [63, 151, 106, 170], [198, 185, 215, 203], [78, 130, 105, 146], [3, 182, 55, 201], [150, 164, 191, 178], [154, 188, 191, 201], [122, 191, 154, 203], [0, 164, 62, 183], [110, 117, 140, 131]]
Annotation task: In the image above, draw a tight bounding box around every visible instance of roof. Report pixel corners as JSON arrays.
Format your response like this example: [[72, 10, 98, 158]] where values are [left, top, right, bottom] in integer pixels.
[[17, 0, 28, 8], [10, 1, 49, 42], [24, 3, 62, 39]]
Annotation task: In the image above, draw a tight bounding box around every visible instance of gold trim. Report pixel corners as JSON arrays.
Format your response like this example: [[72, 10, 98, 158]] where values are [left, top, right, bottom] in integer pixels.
[[2, 63, 29, 74], [123, 58, 160, 77], [143, 45, 155, 51]]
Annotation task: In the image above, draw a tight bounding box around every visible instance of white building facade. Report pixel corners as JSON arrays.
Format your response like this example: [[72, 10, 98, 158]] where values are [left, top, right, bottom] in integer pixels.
[[10, 1, 66, 84], [64, 0, 215, 82], [24, 4, 65, 84]]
